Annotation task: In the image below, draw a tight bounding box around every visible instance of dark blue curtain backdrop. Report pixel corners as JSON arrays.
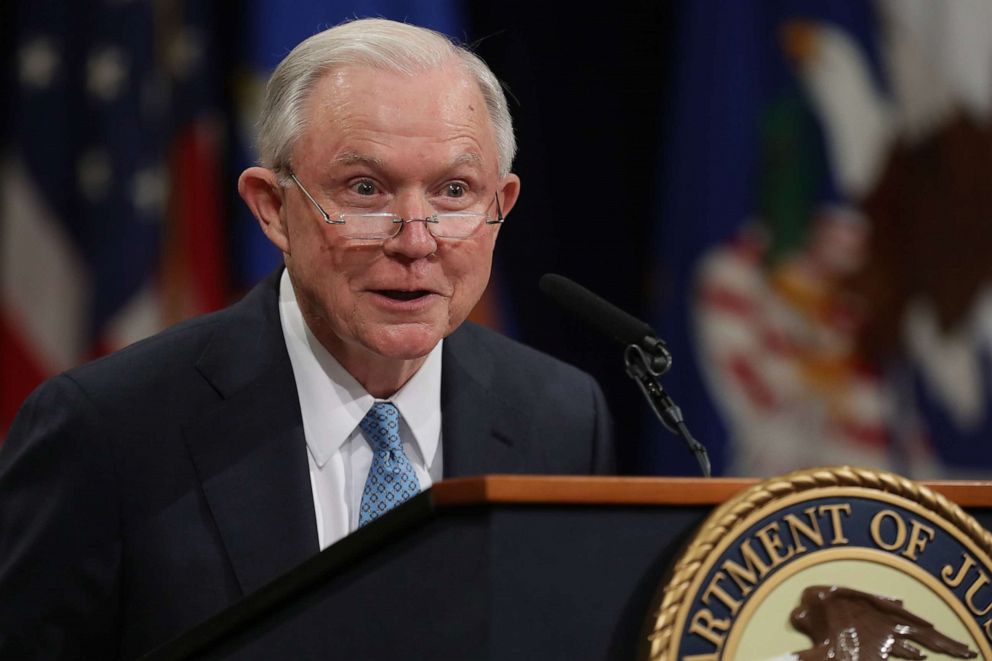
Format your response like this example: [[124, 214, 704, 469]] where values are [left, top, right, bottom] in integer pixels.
[[468, 3, 677, 474]]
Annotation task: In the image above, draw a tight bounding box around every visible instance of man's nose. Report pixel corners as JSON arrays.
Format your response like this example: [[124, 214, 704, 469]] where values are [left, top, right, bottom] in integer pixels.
[[382, 193, 438, 259]]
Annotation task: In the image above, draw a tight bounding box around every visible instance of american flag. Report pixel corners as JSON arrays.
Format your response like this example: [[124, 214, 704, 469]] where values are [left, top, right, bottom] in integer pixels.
[[1, 0, 228, 438]]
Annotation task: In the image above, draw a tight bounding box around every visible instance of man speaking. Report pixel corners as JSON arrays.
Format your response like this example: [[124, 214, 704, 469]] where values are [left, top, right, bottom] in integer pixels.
[[0, 18, 614, 658]]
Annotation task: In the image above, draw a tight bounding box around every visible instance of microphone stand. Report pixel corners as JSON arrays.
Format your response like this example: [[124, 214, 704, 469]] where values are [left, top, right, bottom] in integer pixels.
[[623, 340, 711, 478]]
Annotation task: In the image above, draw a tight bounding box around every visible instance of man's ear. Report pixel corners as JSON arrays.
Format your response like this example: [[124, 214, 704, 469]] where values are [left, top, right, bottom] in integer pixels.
[[497, 174, 521, 218], [238, 167, 290, 254]]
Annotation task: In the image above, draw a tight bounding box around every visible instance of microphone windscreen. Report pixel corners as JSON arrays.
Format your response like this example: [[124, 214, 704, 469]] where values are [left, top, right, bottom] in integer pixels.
[[539, 273, 655, 347]]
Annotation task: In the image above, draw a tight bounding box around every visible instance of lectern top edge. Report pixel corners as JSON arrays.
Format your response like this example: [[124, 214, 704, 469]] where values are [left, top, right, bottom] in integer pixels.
[[430, 474, 992, 508]]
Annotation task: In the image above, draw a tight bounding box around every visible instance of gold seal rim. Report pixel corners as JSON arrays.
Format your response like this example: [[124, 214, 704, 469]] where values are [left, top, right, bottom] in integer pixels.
[[643, 465, 992, 660]]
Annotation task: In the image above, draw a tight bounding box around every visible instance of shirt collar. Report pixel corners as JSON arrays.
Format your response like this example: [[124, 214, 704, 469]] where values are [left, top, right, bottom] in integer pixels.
[[390, 337, 442, 468], [278, 269, 442, 469]]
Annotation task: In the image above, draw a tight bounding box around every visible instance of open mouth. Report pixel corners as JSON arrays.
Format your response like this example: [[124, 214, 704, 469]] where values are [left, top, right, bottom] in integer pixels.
[[377, 290, 431, 302]]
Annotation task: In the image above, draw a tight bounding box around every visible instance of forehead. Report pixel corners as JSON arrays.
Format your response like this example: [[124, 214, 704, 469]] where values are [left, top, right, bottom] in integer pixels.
[[294, 62, 498, 172]]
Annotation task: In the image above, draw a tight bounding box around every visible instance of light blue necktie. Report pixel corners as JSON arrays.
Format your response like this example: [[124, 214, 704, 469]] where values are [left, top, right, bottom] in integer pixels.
[[358, 402, 420, 526]]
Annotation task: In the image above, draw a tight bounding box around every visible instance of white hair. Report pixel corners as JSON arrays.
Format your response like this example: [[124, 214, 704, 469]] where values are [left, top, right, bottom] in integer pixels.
[[257, 18, 517, 177]]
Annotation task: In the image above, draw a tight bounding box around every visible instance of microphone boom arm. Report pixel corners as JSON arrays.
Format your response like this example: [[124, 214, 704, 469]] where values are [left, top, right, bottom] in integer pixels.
[[623, 343, 712, 478]]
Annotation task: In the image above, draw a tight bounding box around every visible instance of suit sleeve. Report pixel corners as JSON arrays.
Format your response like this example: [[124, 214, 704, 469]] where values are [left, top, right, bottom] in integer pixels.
[[588, 375, 617, 474], [0, 375, 122, 659]]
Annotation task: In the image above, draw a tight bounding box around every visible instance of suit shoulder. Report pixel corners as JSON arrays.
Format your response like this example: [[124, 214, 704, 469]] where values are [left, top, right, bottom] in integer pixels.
[[450, 321, 594, 385], [64, 309, 226, 389], [446, 322, 616, 474], [63, 274, 280, 397]]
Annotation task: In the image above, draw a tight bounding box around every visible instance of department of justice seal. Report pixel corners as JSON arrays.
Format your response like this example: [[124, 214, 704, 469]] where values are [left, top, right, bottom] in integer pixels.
[[644, 467, 992, 660]]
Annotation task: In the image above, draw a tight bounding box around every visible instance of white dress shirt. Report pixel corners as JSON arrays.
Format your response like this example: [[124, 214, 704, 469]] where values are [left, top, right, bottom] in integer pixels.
[[278, 270, 443, 550]]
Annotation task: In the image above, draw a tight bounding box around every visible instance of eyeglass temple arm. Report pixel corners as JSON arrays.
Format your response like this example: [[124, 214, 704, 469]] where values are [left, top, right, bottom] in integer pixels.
[[288, 172, 344, 225], [486, 191, 504, 225]]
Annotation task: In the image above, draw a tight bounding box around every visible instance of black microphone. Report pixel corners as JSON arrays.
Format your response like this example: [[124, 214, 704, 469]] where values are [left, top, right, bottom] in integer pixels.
[[538, 273, 655, 349], [538, 273, 711, 477], [538, 273, 671, 374]]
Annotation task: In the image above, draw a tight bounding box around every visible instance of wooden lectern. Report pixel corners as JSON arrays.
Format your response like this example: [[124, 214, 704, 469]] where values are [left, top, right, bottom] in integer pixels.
[[144, 476, 992, 660]]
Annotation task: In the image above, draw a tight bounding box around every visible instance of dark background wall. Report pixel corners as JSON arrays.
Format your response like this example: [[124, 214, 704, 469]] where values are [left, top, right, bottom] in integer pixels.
[[468, 4, 680, 472]]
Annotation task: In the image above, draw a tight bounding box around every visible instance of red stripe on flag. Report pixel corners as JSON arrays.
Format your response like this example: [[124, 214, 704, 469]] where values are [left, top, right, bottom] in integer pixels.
[[727, 354, 778, 411], [163, 120, 228, 323], [838, 420, 889, 448], [698, 285, 757, 319], [0, 314, 49, 439]]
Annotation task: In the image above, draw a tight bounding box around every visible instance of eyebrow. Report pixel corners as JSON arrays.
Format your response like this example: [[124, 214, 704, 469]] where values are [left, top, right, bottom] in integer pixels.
[[451, 152, 484, 168], [333, 151, 484, 170], [335, 152, 384, 168]]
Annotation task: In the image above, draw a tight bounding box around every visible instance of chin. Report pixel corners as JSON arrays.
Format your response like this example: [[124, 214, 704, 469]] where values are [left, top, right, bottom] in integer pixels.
[[364, 323, 445, 360]]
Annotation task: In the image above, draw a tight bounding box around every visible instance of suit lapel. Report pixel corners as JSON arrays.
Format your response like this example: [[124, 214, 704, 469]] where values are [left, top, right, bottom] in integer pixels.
[[441, 325, 529, 477], [182, 276, 529, 591], [183, 272, 318, 596]]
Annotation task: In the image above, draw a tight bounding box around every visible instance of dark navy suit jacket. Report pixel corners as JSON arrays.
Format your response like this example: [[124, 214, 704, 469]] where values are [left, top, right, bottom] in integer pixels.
[[0, 271, 614, 659]]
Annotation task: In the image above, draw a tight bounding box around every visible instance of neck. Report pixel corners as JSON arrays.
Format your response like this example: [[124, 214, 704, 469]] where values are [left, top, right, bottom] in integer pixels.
[[334, 348, 427, 398], [300, 309, 429, 398]]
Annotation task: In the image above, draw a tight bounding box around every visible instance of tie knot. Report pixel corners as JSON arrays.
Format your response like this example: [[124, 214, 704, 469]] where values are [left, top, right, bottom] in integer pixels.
[[359, 402, 402, 452]]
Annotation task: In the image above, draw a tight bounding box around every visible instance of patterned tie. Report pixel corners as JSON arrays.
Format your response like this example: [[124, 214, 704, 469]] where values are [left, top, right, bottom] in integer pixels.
[[358, 402, 421, 526]]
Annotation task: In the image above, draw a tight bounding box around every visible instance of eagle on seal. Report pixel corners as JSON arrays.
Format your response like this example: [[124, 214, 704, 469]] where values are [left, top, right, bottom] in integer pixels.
[[789, 585, 976, 660]]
